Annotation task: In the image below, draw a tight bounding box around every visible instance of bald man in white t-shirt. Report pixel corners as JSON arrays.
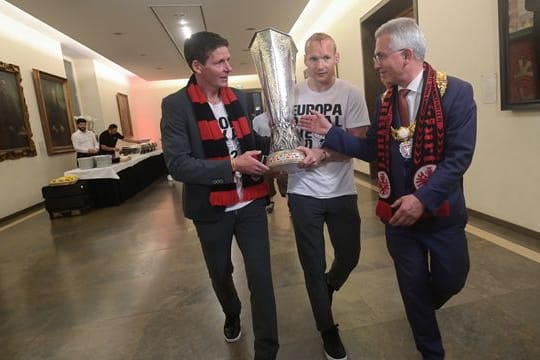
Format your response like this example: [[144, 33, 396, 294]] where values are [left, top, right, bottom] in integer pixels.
[[291, 32, 370, 360]]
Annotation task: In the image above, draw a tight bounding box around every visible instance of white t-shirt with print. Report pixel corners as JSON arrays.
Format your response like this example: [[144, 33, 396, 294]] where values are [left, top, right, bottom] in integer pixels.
[[288, 79, 370, 198], [209, 102, 252, 211]]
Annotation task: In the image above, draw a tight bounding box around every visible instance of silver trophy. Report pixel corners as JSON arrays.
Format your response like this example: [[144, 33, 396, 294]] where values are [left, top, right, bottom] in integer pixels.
[[249, 28, 305, 173]]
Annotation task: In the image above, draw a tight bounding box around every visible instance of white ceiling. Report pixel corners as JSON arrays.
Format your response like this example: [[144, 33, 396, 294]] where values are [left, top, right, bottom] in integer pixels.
[[5, 0, 309, 81]]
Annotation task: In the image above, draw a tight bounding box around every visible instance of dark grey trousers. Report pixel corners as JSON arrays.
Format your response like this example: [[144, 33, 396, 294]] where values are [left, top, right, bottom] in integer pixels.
[[288, 194, 361, 331], [194, 198, 278, 360]]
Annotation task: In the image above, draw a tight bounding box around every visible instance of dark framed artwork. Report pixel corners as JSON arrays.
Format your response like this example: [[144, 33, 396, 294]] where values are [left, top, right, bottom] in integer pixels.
[[244, 89, 265, 119], [0, 61, 36, 162], [32, 69, 75, 155], [116, 93, 133, 137], [498, 0, 540, 109]]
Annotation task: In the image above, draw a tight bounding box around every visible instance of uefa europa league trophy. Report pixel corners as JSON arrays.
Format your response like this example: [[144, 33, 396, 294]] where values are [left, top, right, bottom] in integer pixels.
[[249, 28, 305, 173]]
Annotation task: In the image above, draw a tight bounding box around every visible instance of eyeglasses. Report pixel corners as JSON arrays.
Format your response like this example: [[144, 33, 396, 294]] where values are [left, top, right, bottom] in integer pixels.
[[372, 49, 405, 64]]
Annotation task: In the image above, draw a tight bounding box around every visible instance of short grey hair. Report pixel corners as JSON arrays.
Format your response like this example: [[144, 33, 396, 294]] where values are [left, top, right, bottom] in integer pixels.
[[375, 17, 426, 60]]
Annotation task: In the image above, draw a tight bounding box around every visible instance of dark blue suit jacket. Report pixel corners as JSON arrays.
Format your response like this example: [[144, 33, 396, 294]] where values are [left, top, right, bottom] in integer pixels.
[[324, 76, 477, 230]]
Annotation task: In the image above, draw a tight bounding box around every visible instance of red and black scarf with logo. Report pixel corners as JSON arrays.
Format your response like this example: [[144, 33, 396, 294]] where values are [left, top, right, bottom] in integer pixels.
[[375, 62, 449, 221], [186, 75, 267, 206]]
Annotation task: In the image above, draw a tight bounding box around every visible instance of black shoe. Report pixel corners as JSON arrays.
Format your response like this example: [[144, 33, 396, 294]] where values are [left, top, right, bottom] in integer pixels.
[[321, 324, 347, 360], [224, 316, 241, 342]]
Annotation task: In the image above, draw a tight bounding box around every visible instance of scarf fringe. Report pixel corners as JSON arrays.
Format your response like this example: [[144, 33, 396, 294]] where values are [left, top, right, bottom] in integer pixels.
[[209, 182, 268, 207]]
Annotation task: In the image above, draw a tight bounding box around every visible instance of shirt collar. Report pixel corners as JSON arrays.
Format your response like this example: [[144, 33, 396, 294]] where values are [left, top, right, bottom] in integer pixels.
[[398, 70, 423, 94]]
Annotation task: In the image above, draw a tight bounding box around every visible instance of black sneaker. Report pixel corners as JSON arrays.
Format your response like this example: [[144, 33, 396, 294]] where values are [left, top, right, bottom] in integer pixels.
[[321, 324, 347, 360], [224, 315, 241, 342]]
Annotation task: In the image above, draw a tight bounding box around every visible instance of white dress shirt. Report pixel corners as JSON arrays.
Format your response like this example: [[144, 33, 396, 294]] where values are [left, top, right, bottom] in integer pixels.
[[71, 130, 99, 153], [398, 70, 424, 124]]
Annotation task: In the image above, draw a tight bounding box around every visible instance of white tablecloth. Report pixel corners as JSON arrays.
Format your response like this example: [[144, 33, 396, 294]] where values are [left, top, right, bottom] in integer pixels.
[[64, 150, 163, 180]]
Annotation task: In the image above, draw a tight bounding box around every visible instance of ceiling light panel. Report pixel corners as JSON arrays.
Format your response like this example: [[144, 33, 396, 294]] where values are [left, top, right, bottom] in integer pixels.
[[150, 5, 207, 61]]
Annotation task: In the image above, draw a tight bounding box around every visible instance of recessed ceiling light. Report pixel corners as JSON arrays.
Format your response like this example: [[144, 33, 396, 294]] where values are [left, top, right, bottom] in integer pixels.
[[181, 26, 192, 38], [113, 32, 123, 36], [245, 27, 255, 31]]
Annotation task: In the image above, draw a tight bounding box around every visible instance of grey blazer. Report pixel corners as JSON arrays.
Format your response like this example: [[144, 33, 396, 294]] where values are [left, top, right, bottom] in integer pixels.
[[160, 87, 269, 222]]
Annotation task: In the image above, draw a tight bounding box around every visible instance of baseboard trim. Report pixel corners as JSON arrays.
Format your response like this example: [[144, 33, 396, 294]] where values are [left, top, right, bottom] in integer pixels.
[[0, 202, 44, 227], [467, 209, 539, 240], [354, 170, 373, 182]]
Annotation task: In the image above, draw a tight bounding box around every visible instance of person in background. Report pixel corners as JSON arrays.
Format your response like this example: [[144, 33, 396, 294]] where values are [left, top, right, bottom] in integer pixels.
[[160, 31, 279, 360], [252, 112, 287, 213], [298, 18, 477, 360], [99, 123, 124, 156], [71, 117, 98, 158], [290, 32, 370, 360]]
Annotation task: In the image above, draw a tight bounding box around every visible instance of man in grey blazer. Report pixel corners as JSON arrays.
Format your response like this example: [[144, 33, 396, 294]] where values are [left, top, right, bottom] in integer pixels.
[[160, 31, 278, 360]]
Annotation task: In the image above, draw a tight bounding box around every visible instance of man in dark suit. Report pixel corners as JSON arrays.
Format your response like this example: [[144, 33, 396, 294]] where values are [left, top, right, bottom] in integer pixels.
[[297, 18, 476, 360], [160, 31, 278, 360]]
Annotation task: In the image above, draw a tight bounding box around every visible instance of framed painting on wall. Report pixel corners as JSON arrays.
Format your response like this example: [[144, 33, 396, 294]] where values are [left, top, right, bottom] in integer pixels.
[[498, 0, 540, 109], [32, 69, 75, 155], [116, 93, 133, 137], [244, 89, 265, 119], [0, 61, 36, 162]]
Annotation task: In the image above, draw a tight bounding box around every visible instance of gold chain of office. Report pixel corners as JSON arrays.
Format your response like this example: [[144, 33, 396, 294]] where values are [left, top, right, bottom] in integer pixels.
[[390, 70, 447, 142]]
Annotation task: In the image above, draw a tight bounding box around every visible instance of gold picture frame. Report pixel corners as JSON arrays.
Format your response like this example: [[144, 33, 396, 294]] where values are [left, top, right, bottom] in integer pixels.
[[32, 69, 75, 155], [116, 92, 133, 137], [0, 61, 36, 162]]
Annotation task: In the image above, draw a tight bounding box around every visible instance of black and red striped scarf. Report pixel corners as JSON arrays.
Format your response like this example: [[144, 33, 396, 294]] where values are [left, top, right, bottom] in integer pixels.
[[375, 62, 449, 221], [186, 75, 267, 206]]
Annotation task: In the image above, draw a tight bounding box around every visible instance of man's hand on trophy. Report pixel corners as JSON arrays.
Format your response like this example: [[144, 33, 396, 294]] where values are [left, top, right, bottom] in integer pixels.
[[235, 150, 270, 176], [297, 110, 332, 135], [296, 146, 327, 169]]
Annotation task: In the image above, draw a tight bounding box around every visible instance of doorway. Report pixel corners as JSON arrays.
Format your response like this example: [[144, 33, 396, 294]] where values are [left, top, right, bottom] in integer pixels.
[[360, 0, 416, 178]]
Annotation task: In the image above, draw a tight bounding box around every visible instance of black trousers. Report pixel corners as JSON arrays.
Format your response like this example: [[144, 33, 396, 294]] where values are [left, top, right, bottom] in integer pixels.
[[76, 152, 92, 158], [386, 225, 470, 360], [288, 193, 361, 331], [194, 198, 278, 360]]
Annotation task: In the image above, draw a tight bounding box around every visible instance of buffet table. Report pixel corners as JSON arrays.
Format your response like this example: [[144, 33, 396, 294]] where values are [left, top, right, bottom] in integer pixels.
[[63, 150, 167, 207]]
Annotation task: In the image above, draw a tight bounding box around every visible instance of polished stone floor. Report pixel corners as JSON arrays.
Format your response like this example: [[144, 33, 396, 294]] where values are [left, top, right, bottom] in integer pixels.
[[1, 177, 539, 359]]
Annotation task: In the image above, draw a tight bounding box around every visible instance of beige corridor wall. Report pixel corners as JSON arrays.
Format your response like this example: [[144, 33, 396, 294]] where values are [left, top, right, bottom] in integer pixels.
[[0, 10, 133, 219], [288, 0, 539, 232], [94, 62, 130, 135], [0, 12, 75, 219], [418, 0, 540, 232]]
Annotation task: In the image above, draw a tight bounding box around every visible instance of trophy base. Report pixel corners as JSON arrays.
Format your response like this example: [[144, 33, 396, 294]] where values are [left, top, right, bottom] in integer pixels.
[[266, 149, 305, 173]]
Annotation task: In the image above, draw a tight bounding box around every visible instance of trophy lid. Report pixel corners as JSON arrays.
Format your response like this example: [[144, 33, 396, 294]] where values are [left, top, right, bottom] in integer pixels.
[[248, 28, 297, 54]]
